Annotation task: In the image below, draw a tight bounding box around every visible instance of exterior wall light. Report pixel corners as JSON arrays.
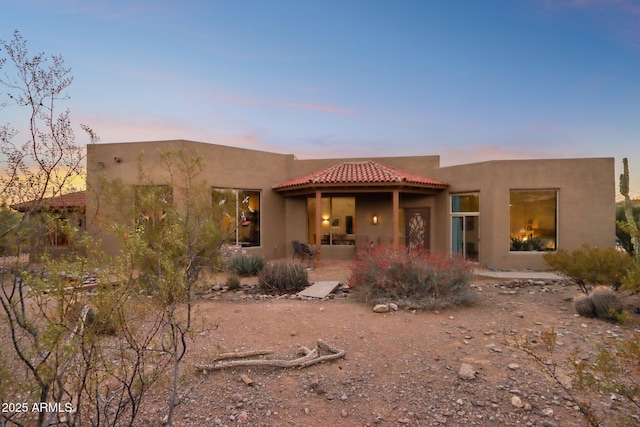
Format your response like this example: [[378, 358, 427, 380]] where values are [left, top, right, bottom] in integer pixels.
[[372, 215, 378, 225]]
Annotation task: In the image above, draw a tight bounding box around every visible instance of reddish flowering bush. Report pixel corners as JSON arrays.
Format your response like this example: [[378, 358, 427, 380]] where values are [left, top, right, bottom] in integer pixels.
[[348, 246, 476, 309]]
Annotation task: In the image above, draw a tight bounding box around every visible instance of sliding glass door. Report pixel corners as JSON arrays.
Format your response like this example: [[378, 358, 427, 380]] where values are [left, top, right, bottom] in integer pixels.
[[451, 194, 479, 261]]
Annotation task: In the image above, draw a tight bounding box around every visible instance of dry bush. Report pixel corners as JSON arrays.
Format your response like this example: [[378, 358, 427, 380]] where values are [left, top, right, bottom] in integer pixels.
[[348, 246, 476, 309], [258, 260, 309, 293]]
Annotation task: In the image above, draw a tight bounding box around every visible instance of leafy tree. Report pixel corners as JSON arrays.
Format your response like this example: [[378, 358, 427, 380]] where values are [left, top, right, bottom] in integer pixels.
[[0, 31, 172, 427], [0, 30, 86, 208], [94, 148, 222, 425], [0, 205, 28, 255], [0, 30, 96, 426]]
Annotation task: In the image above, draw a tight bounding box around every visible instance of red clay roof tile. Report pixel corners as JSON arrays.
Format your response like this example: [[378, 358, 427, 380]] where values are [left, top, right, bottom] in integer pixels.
[[273, 160, 448, 190], [11, 190, 86, 212]]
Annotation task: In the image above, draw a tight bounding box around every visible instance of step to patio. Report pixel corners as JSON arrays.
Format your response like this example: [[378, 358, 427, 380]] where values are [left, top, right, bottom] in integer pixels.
[[297, 281, 341, 299]]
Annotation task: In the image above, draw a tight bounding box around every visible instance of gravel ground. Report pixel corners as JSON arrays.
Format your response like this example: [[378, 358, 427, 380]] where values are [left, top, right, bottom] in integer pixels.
[[132, 263, 640, 427]]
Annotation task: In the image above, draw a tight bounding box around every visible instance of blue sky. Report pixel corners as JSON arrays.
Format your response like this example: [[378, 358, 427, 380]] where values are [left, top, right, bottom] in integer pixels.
[[2, 0, 640, 198]]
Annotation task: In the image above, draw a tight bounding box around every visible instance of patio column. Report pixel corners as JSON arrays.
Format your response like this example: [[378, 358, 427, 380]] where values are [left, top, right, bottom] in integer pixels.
[[315, 190, 322, 258], [392, 190, 400, 249]]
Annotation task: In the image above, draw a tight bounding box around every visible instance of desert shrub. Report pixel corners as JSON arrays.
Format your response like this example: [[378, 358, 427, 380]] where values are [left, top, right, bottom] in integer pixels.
[[544, 245, 634, 293], [621, 262, 640, 292], [228, 254, 266, 276], [572, 334, 640, 426], [226, 273, 241, 290], [348, 246, 475, 309], [85, 307, 118, 335], [258, 260, 309, 293], [513, 327, 640, 426]]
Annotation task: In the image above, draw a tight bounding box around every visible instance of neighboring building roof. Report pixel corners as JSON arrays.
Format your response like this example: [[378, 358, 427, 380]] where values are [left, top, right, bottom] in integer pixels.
[[273, 160, 449, 194], [11, 190, 86, 212]]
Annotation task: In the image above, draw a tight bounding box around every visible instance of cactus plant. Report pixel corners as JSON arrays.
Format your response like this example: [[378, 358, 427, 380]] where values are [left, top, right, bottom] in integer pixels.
[[620, 158, 640, 262], [590, 286, 623, 320], [228, 254, 266, 276], [573, 293, 596, 318]]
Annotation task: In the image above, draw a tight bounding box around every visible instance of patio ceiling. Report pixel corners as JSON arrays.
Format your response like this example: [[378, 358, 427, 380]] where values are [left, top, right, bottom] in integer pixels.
[[272, 160, 449, 196]]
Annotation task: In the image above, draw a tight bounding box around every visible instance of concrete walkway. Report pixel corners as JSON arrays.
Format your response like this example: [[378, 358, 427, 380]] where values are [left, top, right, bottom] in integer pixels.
[[472, 268, 565, 280]]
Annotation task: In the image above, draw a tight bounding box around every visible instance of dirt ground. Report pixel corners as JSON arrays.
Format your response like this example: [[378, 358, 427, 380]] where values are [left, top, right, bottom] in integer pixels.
[[135, 261, 640, 427]]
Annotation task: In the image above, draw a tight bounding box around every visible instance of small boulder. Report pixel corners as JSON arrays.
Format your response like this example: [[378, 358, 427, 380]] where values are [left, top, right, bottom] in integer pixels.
[[373, 304, 390, 313], [458, 363, 476, 380], [511, 395, 524, 408]]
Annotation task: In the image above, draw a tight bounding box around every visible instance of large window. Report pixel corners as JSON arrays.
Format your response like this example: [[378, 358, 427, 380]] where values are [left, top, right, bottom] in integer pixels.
[[510, 190, 557, 251], [307, 197, 355, 245], [212, 188, 261, 247]]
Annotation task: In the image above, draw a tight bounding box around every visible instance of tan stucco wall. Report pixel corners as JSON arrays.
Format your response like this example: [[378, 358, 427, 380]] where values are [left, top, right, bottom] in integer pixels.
[[86, 140, 295, 258], [432, 158, 616, 270], [86, 140, 615, 270]]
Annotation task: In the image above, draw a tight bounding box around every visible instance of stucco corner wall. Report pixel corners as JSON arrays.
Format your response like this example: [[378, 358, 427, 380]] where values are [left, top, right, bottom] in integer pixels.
[[434, 157, 616, 271], [86, 140, 295, 258]]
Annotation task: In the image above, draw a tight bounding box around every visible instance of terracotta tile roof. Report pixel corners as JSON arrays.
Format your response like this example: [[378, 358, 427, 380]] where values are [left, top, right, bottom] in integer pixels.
[[273, 160, 448, 191], [11, 190, 86, 212]]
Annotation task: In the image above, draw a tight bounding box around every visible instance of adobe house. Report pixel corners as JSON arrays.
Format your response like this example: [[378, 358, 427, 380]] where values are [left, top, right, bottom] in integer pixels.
[[11, 190, 86, 259], [85, 139, 615, 270]]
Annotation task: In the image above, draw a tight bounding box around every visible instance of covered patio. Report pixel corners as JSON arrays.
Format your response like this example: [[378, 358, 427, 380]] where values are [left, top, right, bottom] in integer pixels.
[[272, 160, 449, 260]]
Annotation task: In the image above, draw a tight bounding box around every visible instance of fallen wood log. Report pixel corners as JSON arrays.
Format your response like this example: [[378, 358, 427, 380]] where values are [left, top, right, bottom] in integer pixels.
[[214, 349, 274, 361], [195, 339, 345, 371]]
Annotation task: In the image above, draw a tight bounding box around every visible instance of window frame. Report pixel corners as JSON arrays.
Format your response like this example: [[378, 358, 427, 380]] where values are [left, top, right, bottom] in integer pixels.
[[212, 188, 261, 248], [509, 189, 558, 252], [306, 196, 356, 245], [450, 193, 480, 260]]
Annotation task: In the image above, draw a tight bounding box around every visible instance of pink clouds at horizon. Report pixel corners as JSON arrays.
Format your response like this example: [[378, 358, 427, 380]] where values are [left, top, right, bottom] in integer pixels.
[[207, 92, 355, 116]]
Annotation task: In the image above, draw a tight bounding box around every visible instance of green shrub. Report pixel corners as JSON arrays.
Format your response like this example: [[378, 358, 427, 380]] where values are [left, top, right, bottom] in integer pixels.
[[226, 273, 241, 290], [258, 261, 309, 293], [228, 254, 266, 276], [348, 246, 475, 309], [543, 245, 633, 293], [621, 261, 640, 292]]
